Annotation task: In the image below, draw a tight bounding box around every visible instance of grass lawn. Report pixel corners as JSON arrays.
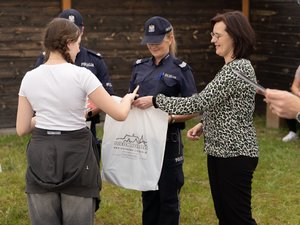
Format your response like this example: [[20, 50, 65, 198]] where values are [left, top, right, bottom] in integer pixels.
[[0, 117, 299, 225]]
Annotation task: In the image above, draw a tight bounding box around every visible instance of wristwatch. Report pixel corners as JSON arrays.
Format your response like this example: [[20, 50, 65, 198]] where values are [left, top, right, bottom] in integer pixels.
[[296, 112, 300, 123]]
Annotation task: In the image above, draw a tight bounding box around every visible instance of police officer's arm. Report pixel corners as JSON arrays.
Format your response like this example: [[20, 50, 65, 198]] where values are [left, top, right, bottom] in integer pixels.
[[170, 60, 198, 123], [86, 54, 114, 118], [132, 96, 153, 109], [85, 106, 100, 119], [95, 58, 114, 95], [35, 53, 46, 68]]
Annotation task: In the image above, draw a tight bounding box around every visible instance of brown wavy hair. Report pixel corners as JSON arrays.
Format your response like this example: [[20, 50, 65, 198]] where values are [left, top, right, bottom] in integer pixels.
[[211, 11, 256, 59], [43, 18, 80, 63]]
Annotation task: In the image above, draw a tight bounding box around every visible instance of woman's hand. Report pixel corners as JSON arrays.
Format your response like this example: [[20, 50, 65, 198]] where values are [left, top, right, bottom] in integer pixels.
[[265, 88, 300, 119], [186, 123, 203, 141], [132, 96, 153, 109], [122, 85, 140, 104]]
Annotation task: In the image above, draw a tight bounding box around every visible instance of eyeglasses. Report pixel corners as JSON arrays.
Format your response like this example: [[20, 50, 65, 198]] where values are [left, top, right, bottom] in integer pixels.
[[210, 32, 223, 40]]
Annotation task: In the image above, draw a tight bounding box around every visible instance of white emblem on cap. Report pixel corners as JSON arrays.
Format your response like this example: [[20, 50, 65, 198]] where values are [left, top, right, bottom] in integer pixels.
[[148, 25, 155, 33], [136, 59, 142, 64], [68, 15, 75, 23]]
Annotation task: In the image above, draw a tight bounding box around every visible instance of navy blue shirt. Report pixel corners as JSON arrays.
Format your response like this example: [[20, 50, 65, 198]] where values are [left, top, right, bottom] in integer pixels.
[[35, 46, 114, 95], [129, 54, 197, 129], [129, 54, 196, 97]]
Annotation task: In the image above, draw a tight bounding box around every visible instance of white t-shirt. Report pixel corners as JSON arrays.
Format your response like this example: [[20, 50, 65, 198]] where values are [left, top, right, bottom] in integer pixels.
[[19, 63, 102, 130]]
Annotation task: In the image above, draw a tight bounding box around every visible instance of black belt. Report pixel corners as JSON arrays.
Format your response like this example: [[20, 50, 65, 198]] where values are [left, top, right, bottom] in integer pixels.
[[168, 122, 185, 130]]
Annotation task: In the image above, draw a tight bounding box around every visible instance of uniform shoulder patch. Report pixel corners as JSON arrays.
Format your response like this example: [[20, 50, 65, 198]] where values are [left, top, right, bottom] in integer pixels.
[[87, 49, 102, 58], [134, 57, 151, 66], [173, 59, 189, 71]]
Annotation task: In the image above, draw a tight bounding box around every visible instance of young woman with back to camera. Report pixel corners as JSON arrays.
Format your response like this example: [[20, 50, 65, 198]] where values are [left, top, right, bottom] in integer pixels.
[[16, 18, 138, 225]]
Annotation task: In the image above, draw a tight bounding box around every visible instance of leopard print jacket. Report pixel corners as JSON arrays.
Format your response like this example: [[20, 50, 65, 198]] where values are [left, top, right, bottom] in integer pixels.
[[154, 59, 259, 158]]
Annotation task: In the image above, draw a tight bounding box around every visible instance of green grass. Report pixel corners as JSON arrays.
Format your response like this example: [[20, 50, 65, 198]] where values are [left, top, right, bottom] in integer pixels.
[[0, 117, 299, 225]]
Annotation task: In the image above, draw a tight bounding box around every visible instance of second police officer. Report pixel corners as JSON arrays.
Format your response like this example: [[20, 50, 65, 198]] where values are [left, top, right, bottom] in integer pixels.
[[129, 16, 197, 225], [35, 9, 114, 140]]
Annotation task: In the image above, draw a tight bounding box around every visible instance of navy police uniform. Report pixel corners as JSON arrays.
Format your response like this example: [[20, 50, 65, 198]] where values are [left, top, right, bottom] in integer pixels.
[[129, 53, 197, 225], [35, 46, 114, 138]]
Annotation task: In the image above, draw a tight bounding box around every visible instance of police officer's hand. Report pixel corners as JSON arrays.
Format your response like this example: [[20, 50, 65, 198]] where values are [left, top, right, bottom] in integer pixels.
[[186, 123, 203, 141], [133, 96, 153, 109]]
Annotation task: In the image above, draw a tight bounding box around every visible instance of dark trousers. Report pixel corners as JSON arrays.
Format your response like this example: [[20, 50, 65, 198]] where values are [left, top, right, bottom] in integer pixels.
[[89, 117, 101, 166], [88, 114, 100, 138], [207, 155, 258, 225], [90, 121, 97, 137], [286, 119, 298, 133], [142, 162, 184, 225]]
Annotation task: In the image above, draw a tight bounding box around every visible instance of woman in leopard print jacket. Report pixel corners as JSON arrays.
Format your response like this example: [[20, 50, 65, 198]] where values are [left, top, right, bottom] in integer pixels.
[[148, 11, 259, 225]]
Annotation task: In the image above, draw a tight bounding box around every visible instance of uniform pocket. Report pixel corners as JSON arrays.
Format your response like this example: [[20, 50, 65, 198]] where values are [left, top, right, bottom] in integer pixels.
[[161, 76, 177, 87]]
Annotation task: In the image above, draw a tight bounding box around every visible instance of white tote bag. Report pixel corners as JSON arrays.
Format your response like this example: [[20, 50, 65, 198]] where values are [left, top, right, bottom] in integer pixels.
[[101, 97, 168, 191]]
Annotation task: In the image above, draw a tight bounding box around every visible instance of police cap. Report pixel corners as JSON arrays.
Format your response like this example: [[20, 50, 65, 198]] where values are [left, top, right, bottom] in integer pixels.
[[141, 16, 172, 45], [59, 9, 84, 28]]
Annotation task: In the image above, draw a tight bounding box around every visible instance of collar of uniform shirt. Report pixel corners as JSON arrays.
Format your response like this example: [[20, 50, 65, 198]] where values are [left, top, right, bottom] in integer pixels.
[[151, 53, 170, 66]]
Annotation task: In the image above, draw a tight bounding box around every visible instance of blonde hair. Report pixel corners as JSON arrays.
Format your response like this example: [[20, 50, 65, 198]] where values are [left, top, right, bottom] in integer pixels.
[[166, 30, 177, 57]]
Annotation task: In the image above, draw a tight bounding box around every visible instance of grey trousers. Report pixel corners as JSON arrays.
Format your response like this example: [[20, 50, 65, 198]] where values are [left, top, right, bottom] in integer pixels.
[[27, 192, 95, 225]]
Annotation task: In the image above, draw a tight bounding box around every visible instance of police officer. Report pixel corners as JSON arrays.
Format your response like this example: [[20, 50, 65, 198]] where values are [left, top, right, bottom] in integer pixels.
[[129, 16, 197, 225], [35, 8, 114, 139]]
